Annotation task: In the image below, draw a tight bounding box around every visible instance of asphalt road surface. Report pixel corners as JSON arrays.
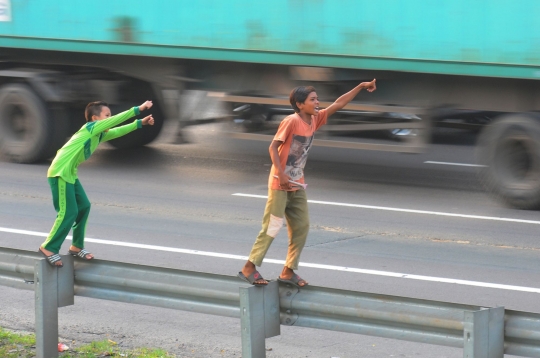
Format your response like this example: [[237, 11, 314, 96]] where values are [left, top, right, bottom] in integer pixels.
[[1, 123, 539, 357]]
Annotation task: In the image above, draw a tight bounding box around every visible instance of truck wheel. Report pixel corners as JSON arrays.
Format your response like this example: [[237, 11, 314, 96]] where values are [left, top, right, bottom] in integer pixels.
[[0, 84, 65, 163], [477, 114, 540, 209]]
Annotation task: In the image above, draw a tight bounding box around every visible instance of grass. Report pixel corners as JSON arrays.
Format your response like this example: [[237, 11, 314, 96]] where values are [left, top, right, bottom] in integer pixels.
[[0, 327, 35, 358], [0, 327, 175, 357]]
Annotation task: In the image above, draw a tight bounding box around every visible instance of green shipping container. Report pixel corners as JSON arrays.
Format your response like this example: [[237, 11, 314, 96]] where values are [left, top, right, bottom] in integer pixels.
[[1, 0, 540, 79]]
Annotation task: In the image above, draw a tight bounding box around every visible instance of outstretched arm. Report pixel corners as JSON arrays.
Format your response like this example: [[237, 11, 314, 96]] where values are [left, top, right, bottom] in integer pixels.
[[89, 100, 154, 134], [101, 114, 155, 142], [325, 79, 376, 117]]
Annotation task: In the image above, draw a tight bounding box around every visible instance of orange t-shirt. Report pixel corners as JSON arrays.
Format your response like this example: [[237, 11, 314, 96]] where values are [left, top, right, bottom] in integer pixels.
[[268, 109, 328, 191]]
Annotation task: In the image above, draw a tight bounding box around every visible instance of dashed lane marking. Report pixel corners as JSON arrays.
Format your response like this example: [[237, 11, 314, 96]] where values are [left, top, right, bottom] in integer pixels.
[[232, 193, 540, 225]]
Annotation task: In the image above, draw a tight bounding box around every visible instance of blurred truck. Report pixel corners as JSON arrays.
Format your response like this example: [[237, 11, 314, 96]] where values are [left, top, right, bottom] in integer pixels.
[[1, 0, 540, 209]]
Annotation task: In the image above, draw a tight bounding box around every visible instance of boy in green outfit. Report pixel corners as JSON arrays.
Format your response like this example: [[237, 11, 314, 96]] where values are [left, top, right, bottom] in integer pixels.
[[38, 100, 155, 267], [238, 79, 377, 287]]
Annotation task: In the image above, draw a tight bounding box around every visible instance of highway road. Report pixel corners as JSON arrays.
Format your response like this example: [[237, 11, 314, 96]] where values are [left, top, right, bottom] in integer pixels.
[[1, 123, 539, 357]]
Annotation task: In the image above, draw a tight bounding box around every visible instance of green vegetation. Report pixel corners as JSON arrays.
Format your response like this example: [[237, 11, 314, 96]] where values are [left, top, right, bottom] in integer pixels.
[[0, 327, 174, 357], [0, 327, 35, 357]]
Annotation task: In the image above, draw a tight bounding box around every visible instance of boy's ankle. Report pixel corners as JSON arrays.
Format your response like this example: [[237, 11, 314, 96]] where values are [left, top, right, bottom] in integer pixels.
[[281, 267, 294, 276]]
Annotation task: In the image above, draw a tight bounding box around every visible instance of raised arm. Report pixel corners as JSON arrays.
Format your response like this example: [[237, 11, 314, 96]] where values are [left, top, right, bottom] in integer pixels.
[[100, 114, 155, 142], [325, 79, 376, 117]]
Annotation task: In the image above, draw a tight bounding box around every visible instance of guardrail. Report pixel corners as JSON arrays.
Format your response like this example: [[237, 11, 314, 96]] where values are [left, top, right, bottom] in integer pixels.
[[1, 247, 540, 358]]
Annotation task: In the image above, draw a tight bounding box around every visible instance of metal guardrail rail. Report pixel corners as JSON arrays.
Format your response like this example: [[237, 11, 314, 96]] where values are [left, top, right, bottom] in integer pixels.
[[1, 247, 540, 358]]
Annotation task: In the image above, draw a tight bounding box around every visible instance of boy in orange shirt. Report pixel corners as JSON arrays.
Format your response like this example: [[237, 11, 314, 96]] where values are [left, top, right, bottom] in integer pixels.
[[238, 79, 377, 286]]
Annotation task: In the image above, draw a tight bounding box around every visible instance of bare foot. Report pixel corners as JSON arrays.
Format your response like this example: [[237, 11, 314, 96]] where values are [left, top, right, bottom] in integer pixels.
[[39, 246, 63, 267], [69, 245, 94, 260], [279, 267, 308, 286], [241, 261, 268, 285]]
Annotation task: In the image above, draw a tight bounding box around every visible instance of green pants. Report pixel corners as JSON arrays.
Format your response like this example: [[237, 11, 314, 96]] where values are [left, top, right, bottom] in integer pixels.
[[41, 177, 91, 254], [249, 189, 309, 270]]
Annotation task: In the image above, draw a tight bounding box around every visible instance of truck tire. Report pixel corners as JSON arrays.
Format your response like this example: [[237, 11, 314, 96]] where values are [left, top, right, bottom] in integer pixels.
[[0, 84, 67, 163], [477, 113, 540, 209]]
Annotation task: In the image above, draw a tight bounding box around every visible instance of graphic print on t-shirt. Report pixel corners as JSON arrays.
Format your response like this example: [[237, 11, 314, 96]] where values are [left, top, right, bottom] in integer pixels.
[[285, 134, 313, 180]]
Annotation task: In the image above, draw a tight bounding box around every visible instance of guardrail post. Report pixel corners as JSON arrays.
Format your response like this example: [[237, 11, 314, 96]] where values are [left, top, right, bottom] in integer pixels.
[[463, 306, 504, 358], [34, 255, 74, 358], [239, 281, 280, 358], [263, 281, 280, 338]]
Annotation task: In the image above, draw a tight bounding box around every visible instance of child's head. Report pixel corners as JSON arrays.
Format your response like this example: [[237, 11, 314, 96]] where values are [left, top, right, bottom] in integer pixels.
[[289, 86, 317, 113], [85, 101, 111, 122]]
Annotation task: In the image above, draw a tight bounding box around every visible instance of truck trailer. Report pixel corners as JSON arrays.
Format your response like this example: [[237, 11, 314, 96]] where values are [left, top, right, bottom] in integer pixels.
[[1, 0, 540, 208]]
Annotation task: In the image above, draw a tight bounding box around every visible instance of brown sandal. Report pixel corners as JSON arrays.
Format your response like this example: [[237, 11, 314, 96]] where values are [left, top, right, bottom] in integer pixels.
[[237, 271, 268, 286], [278, 274, 308, 287]]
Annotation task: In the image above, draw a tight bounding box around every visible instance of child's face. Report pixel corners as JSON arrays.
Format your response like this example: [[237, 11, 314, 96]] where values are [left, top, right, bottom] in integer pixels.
[[92, 106, 112, 121], [297, 92, 319, 116]]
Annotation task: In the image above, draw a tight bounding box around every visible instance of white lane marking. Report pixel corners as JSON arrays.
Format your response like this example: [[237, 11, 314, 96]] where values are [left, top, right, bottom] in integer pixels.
[[0, 227, 248, 260], [232, 193, 540, 225], [1, 226, 540, 293], [424, 161, 486, 167]]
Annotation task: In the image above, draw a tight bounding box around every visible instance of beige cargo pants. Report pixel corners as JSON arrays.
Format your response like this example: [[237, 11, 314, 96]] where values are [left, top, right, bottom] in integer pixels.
[[248, 189, 309, 270]]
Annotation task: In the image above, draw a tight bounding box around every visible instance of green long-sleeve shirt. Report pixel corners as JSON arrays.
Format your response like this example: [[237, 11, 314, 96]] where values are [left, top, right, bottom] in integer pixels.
[[47, 107, 142, 183]]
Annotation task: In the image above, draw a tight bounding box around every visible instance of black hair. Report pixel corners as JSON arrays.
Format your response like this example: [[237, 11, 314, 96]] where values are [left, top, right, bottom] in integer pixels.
[[289, 86, 316, 113], [85, 101, 109, 122]]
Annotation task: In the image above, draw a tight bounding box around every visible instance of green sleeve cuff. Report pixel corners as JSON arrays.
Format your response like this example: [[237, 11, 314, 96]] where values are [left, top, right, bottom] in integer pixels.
[[134, 106, 141, 115], [136, 119, 142, 129]]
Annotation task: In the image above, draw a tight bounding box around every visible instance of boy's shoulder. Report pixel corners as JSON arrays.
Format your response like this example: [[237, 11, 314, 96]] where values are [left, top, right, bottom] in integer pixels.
[[282, 113, 301, 124]]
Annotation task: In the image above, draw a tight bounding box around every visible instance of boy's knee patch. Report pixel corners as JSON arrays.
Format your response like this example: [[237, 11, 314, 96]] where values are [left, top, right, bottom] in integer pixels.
[[266, 214, 284, 238]]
